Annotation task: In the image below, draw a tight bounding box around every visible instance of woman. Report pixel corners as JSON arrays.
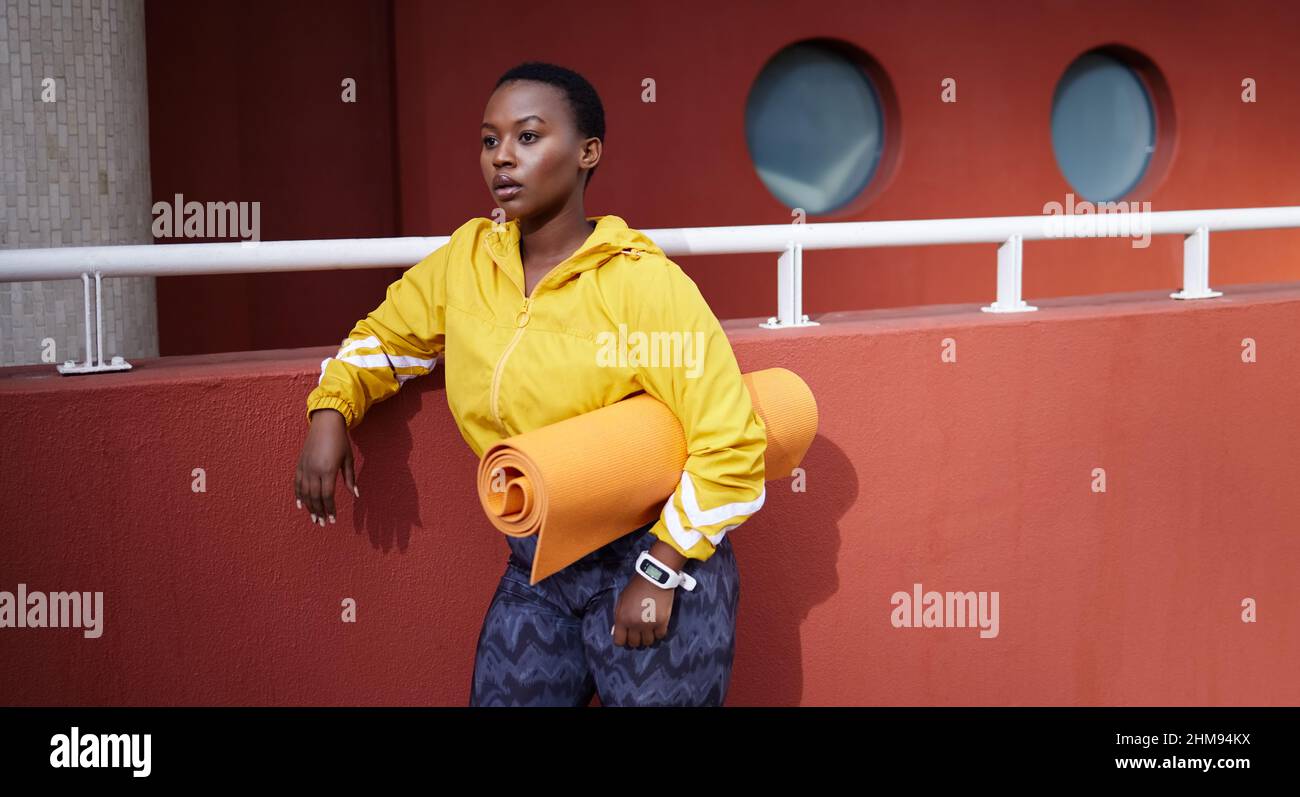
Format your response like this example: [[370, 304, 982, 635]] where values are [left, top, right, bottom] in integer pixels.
[[294, 62, 767, 706]]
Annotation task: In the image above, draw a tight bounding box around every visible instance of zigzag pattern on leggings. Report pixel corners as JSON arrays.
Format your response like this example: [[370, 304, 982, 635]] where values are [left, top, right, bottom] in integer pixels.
[[469, 586, 597, 706], [470, 524, 740, 707]]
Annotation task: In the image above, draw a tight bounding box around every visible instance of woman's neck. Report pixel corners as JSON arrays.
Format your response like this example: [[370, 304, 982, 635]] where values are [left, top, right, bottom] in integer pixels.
[[518, 207, 596, 268]]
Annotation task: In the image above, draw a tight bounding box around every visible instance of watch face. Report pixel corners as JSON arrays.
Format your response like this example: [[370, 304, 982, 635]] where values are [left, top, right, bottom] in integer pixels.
[[641, 560, 669, 584]]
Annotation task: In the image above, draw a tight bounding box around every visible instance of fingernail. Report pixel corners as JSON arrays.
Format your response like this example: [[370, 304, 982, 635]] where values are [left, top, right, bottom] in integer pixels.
[[296, 499, 302, 509], [329, 515, 336, 524], [318, 517, 325, 527], [353, 486, 360, 498], [311, 514, 317, 523]]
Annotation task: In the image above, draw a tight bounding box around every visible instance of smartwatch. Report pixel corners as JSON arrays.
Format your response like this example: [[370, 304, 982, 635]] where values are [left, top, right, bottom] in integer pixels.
[[634, 550, 697, 592]]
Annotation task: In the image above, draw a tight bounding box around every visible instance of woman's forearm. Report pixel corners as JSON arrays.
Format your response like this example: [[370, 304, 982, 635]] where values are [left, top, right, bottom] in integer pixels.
[[650, 539, 688, 573]]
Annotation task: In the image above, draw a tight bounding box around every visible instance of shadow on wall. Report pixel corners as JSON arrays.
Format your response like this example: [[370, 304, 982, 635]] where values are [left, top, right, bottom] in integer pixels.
[[729, 433, 858, 706]]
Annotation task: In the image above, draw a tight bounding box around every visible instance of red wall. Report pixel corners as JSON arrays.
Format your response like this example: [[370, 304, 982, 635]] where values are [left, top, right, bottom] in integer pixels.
[[144, 0, 400, 355], [145, 0, 1300, 355], [2, 282, 1297, 706]]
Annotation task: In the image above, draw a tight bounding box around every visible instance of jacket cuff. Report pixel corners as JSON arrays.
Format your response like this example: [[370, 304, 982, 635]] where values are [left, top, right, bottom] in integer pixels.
[[306, 396, 356, 428], [648, 517, 716, 563]]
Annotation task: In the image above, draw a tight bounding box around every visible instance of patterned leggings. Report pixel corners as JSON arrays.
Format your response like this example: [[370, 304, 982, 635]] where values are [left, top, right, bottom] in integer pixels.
[[469, 519, 741, 706]]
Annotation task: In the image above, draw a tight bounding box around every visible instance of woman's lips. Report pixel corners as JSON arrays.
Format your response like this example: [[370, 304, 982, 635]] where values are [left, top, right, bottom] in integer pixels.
[[493, 184, 522, 200]]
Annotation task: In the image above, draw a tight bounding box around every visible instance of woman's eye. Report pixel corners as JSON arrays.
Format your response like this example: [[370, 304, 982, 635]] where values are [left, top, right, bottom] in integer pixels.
[[482, 136, 496, 147], [520, 131, 538, 143]]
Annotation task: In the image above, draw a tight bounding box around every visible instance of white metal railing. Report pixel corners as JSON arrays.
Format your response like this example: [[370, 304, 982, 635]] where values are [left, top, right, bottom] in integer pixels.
[[2, 206, 1298, 373]]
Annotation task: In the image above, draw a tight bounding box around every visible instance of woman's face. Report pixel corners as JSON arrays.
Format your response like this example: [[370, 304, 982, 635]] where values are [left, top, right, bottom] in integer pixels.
[[481, 80, 598, 219]]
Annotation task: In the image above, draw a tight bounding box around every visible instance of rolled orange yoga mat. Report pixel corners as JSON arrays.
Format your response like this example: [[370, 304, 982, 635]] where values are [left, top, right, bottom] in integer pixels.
[[476, 367, 818, 584]]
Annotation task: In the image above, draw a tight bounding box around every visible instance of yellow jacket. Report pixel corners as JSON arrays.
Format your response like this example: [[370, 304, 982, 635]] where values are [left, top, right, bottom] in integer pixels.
[[306, 214, 767, 562]]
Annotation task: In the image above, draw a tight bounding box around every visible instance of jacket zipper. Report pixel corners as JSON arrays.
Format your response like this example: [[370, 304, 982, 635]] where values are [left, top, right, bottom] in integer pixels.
[[489, 294, 533, 436], [484, 237, 638, 437]]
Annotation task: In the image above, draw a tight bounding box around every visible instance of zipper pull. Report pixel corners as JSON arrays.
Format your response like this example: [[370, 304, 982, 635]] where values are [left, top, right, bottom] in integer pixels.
[[516, 297, 532, 327]]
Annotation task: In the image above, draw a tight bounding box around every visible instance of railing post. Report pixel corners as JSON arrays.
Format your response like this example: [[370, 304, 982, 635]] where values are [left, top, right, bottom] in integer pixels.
[[57, 270, 133, 374], [1171, 226, 1223, 300], [761, 242, 819, 329], [981, 235, 1037, 313]]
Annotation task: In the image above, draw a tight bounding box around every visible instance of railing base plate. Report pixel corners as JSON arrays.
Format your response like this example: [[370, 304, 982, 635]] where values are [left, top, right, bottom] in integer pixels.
[[980, 302, 1038, 313], [57, 357, 133, 375], [760, 315, 820, 329]]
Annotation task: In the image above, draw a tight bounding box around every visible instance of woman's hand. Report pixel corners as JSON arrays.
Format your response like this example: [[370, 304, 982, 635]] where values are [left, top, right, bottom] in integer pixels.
[[295, 408, 358, 526], [612, 575, 676, 648], [612, 539, 690, 648]]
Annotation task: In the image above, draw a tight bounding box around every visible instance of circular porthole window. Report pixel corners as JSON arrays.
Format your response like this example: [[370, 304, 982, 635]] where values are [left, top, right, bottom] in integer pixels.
[[1051, 50, 1164, 202], [745, 41, 893, 215]]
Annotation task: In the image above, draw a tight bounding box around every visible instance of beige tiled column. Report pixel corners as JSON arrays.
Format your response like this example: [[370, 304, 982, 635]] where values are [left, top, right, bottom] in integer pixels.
[[1, 0, 158, 368]]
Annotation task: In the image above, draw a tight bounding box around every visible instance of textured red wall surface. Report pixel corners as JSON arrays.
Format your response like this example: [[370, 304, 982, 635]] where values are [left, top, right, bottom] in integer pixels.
[[2, 283, 1297, 705], [145, 0, 1300, 355]]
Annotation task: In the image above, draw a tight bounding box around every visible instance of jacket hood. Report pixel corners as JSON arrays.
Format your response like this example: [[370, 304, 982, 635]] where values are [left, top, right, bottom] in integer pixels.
[[482, 214, 665, 292]]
